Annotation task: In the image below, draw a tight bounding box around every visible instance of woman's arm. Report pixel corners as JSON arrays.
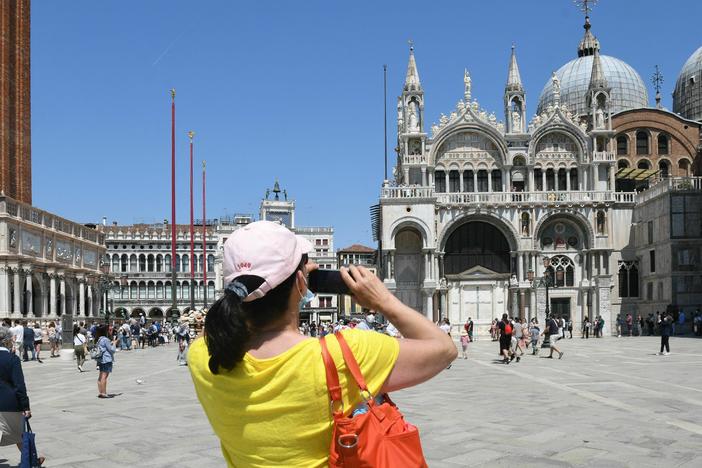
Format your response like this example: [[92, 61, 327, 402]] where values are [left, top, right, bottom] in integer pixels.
[[341, 266, 457, 393]]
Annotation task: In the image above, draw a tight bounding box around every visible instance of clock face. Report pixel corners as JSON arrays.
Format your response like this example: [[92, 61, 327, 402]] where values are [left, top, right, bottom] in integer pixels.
[[268, 211, 291, 227]]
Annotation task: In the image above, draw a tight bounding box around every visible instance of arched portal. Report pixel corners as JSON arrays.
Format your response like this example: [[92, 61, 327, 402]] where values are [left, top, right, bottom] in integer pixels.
[[148, 308, 164, 319], [393, 228, 423, 313], [444, 222, 511, 274], [131, 307, 146, 318]]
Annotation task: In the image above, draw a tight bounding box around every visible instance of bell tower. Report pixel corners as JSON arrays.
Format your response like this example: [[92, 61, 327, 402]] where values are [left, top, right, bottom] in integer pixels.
[[0, 0, 32, 203], [396, 42, 428, 186]]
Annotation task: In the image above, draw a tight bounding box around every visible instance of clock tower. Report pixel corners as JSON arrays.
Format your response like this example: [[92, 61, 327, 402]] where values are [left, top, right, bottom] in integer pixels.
[[259, 179, 295, 229]]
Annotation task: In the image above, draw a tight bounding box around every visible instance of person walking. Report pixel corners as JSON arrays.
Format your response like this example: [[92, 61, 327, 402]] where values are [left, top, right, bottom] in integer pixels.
[[490, 319, 498, 341], [188, 220, 455, 467], [94, 324, 118, 398], [48, 321, 60, 358], [73, 325, 87, 372], [21, 322, 35, 362], [10, 321, 23, 358], [497, 314, 514, 364], [582, 316, 590, 339], [659, 312, 673, 355], [465, 317, 474, 342], [626, 313, 633, 337], [615, 314, 622, 338], [511, 317, 525, 362], [543, 316, 564, 359], [459, 329, 469, 359], [529, 320, 540, 354], [0, 327, 45, 466], [32, 323, 43, 363], [439, 318, 452, 368]]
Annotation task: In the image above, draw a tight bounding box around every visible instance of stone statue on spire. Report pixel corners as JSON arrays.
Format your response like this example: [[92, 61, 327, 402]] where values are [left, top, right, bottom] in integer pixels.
[[552, 72, 561, 105], [464, 69, 472, 101]]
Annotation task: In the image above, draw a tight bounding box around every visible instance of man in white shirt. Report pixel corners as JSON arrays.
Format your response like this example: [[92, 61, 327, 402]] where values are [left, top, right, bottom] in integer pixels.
[[10, 321, 24, 357]]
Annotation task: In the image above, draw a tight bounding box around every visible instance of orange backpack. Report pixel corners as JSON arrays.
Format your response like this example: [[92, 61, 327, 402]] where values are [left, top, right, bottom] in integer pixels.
[[320, 332, 428, 468]]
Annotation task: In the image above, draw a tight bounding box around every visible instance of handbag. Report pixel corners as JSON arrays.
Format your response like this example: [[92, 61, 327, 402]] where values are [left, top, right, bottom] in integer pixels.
[[20, 417, 40, 468], [320, 332, 427, 468]]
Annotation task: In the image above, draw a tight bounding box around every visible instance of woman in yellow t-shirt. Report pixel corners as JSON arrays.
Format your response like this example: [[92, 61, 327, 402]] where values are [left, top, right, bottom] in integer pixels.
[[188, 220, 456, 467]]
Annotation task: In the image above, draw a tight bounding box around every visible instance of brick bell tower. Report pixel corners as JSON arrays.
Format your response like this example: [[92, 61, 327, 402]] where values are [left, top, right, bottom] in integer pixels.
[[0, 0, 32, 204]]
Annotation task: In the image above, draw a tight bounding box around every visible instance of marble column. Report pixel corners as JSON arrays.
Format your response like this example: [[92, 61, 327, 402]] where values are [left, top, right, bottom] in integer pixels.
[[519, 290, 526, 320], [542, 171, 546, 191], [487, 172, 493, 192], [529, 289, 537, 322], [516, 253, 523, 282], [421, 167, 427, 186], [79, 280, 85, 316], [473, 172, 478, 192], [25, 270, 33, 317], [49, 275, 57, 317], [459, 171, 464, 192], [59, 276, 66, 316], [403, 167, 410, 185], [566, 171, 571, 191], [506, 170, 511, 192], [424, 292, 433, 321], [445, 172, 449, 192], [12, 268, 21, 316], [0, 267, 9, 315], [87, 284, 93, 316]]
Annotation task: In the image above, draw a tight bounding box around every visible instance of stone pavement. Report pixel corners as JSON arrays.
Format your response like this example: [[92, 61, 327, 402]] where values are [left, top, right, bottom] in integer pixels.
[[0, 335, 700, 467]]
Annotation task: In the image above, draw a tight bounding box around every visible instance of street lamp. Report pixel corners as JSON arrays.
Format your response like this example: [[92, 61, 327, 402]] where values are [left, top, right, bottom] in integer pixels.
[[527, 257, 564, 348]]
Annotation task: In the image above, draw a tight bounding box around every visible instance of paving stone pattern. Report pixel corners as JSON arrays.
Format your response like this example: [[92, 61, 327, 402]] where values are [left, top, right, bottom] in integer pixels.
[[0, 336, 700, 467]]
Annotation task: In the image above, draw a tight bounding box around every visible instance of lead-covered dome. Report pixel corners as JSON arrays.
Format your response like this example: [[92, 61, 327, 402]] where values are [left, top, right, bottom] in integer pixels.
[[537, 55, 649, 117], [673, 46, 702, 122]]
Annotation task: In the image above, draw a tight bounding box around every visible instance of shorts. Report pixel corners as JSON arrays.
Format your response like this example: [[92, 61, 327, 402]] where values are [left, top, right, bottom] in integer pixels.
[[550, 337, 560, 348], [500, 336, 512, 352], [98, 362, 113, 374]]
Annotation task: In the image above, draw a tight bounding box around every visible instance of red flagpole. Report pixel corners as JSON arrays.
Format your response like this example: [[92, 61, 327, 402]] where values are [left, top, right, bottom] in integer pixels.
[[188, 131, 195, 311], [202, 160, 208, 308], [170, 89, 177, 316]]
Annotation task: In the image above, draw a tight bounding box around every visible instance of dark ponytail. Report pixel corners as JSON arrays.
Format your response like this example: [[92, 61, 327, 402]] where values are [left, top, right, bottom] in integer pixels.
[[204, 264, 303, 374]]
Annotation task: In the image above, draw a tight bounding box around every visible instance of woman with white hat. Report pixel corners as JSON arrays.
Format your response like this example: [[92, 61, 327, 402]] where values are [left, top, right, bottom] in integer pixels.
[[188, 220, 456, 467]]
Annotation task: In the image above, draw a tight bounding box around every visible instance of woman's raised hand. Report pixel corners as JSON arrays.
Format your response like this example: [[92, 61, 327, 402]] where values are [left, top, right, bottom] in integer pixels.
[[340, 265, 396, 312]]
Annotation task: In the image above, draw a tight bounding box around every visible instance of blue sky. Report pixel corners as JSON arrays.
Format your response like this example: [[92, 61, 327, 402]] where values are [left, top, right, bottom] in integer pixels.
[[31, 0, 701, 250]]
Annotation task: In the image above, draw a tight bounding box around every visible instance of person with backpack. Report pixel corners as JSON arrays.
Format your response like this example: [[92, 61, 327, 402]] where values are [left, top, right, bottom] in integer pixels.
[[92, 324, 118, 398], [511, 317, 525, 362], [73, 324, 87, 372], [542, 316, 564, 359], [497, 313, 514, 364], [187, 220, 455, 467], [529, 320, 540, 354]]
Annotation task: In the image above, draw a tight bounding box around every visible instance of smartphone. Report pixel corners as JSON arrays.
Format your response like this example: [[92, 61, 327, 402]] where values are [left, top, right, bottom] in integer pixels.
[[308, 269, 350, 295]]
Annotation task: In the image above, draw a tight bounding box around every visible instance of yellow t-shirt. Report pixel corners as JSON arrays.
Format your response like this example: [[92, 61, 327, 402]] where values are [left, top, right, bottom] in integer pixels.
[[187, 329, 400, 468]]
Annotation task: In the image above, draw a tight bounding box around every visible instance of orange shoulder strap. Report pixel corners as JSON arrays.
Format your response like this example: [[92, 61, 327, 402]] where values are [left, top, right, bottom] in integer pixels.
[[319, 336, 342, 405], [334, 332, 368, 392]]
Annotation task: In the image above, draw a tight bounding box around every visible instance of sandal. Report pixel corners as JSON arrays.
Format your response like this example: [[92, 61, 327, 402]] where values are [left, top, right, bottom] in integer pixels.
[[97, 394, 109, 399]]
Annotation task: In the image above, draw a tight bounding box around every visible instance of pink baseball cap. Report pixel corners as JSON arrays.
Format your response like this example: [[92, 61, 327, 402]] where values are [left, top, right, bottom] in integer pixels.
[[223, 220, 312, 302]]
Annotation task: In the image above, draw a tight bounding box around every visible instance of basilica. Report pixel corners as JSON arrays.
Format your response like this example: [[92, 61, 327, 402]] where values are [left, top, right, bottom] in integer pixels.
[[379, 14, 702, 335]]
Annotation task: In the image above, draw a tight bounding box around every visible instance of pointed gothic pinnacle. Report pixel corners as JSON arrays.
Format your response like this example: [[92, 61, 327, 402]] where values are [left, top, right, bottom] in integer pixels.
[[506, 44, 523, 92], [170, 88, 176, 100], [589, 48, 608, 89], [187, 131, 195, 141], [404, 44, 422, 92]]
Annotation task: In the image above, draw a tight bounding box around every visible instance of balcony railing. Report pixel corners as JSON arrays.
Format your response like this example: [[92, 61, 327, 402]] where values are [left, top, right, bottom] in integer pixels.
[[402, 154, 427, 165], [381, 186, 436, 200], [636, 176, 702, 204], [592, 151, 615, 162], [434, 190, 634, 206]]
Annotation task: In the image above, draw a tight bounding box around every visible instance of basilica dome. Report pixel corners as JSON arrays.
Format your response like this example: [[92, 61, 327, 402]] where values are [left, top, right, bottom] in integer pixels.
[[673, 46, 702, 122], [537, 54, 649, 117]]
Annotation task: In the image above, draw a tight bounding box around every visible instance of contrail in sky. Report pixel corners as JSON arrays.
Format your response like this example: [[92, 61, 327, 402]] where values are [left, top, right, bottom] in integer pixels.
[[152, 31, 187, 67]]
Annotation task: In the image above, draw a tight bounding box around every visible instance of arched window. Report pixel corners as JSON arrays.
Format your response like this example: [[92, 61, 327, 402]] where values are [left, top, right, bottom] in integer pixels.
[[182, 254, 190, 273], [156, 255, 163, 272], [138, 281, 146, 299], [121, 285, 128, 300], [175, 255, 181, 273], [657, 134, 669, 155], [658, 160, 670, 178], [618, 261, 639, 297], [449, 170, 460, 192], [491, 170, 502, 192], [147, 282, 155, 299], [636, 131, 649, 155], [637, 160, 650, 170], [165, 281, 172, 300], [463, 170, 474, 192], [557, 169, 567, 190], [164, 254, 171, 273], [546, 169, 555, 191], [182, 281, 189, 299], [121, 254, 128, 272], [550, 256, 575, 287], [616, 136, 628, 155], [596, 211, 606, 234], [477, 170, 489, 192], [207, 254, 215, 272], [679, 159, 691, 176], [130, 254, 137, 272], [138, 254, 146, 272], [434, 170, 446, 192], [570, 168, 579, 190], [208, 281, 215, 299], [130, 282, 137, 299], [618, 159, 629, 170], [521, 212, 530, 236], [111, 255, 119, 273], [156, 281, 164, 299]]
